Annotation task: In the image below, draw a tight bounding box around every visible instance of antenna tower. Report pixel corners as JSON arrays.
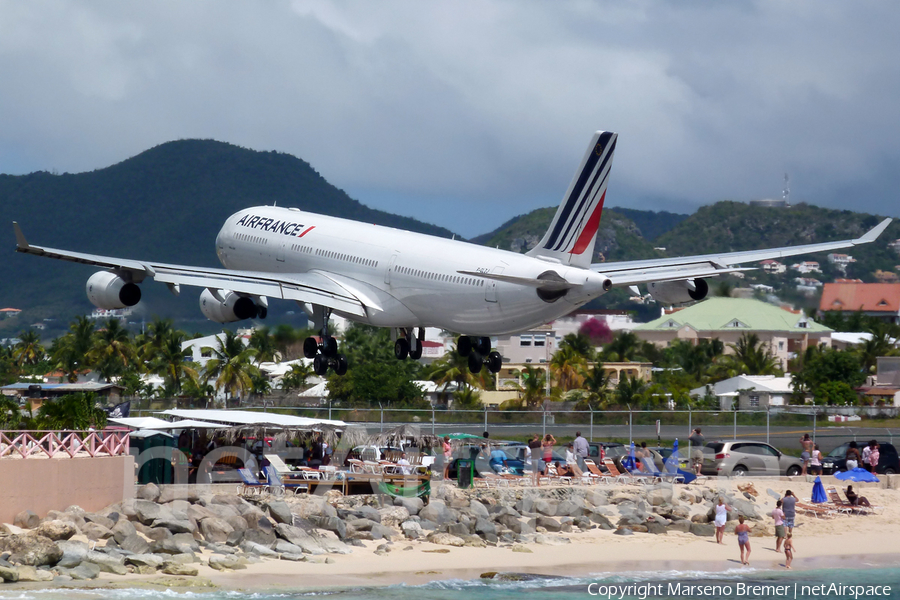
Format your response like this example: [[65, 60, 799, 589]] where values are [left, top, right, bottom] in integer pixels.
[[782, 173, 790, 206]]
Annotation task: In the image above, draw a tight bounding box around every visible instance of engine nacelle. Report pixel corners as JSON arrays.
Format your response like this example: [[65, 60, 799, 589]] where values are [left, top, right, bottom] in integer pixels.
[[86, 271, 141, 309], [199, 289, 258, 323], [647, 278, 709, 305]]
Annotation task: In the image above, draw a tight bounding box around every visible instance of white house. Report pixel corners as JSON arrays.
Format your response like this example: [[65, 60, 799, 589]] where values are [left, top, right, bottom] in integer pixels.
[[690, 375, 795, 411], [791, 261, 821, 274], [761, 260, 786, 274]]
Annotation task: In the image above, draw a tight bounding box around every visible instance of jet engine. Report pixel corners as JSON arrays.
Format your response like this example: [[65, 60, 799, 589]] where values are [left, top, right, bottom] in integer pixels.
[[647, 278, 708, 305], [86, 271, 141, 309], [199, 289, 259, 323]]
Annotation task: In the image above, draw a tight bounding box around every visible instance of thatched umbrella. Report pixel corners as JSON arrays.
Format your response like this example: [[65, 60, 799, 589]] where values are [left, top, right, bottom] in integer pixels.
[[370, 424, 440, 449]]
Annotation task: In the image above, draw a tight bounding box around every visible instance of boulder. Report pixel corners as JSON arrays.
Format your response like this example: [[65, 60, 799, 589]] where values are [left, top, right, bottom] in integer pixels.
[[208, 554, 247, 571], [69, 561, 101, 580], [646, 521, 668, 535], [133, 500, 168, 525], [125, 553, 165, 568], [207, 494, 247, 507], [162, 500, 192, 518], [393, 496, 424, 515], [204, 503, 241, 521], [172, 532, 201, 553], [446, 522, 470, 537], [646, 488, 674, 507], [82, 522, 114, 541], [84, 513, 116, 530], [110, 519, 137, 543], [240, 541, 279, 558], [165, 552, 199, 564], [145, 527, 174, 542], [535, 534, 571, 545], [56, 540, 89, 568], [241, 506, 268, 528], [426, 532, 464, 547], [265, 500, 293, 525], [32, 520, 76, 541], [690, 523, 716, 537], [378, 506, 410, 528], [242, 527, 276, 547], [474, 518, 496, 536], [162, 563, 198, 576], [136, 483, 161, 502], [273, 539, 304, 555], [419, 501, 456, 525], [185, 504, 218, 522], [151, 517, 196, 535], [17, 566, 54, 581], [317, 537, 352, 555], [85, 550, 127, 575], [667, 519, 693, 533], [614, 528, 634, 536], [274, 523, 326, 555], [401, 520, 423, 539], [536, 516, 562, 532], [309, 515, 346, 539], [532, 499, 557, 516], [0, 565, 19, 582], [226, 515, 249, 533], [200, 518, 235, 544], [157, 485, 201, 505], [119, 533, 151, 554], [13, 510, 40, 530], [0, 534, 62, 566]]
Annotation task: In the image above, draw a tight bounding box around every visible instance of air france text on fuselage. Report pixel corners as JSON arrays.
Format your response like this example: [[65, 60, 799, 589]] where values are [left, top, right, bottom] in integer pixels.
[[236, 214, 314, 237]]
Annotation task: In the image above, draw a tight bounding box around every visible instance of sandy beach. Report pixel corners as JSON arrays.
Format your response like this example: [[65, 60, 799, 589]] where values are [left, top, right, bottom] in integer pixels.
[[4, 475, 897, 592]]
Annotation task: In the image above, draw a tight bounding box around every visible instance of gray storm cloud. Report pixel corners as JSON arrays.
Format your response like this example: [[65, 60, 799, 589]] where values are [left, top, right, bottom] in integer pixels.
[[1, 0, 898, 237]]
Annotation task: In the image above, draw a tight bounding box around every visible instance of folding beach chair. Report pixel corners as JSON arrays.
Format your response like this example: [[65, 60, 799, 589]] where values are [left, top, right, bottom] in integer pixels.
[[640, 456, 685, 484], [237, 468, 269, 496], [265, 465, 309, 496]]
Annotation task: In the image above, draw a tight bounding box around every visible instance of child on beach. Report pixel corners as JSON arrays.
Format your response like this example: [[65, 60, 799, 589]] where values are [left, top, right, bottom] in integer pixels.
[[735, 515, 751, 566], [784, 533, 794, 569]]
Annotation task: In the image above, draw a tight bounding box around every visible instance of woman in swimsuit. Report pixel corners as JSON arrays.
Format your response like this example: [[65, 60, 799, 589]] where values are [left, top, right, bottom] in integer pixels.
[[784, 532, 794, 569], [735, 515, 752, 566], [713, 497, 731, 544], [441, 436, 452, 480], [799, 434, 813, 476], [541, 434, 556, 476]]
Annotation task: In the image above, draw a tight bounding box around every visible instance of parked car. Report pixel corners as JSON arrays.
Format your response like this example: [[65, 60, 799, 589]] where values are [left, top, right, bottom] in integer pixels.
[[701, 441, 803, 477], [821, 442, 898, 475], [588, 442, 625, 460]]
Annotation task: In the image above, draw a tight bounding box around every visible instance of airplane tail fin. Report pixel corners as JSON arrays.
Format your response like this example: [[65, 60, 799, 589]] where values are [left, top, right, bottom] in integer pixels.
[[527, 131, 617, 268]]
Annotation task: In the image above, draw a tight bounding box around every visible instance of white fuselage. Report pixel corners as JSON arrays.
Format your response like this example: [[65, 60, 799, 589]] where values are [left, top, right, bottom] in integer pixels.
[[214, 206, 609, 335]]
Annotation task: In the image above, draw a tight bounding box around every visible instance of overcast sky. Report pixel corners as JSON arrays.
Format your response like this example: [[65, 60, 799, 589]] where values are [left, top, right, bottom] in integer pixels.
[[2, 1, 899, 237]]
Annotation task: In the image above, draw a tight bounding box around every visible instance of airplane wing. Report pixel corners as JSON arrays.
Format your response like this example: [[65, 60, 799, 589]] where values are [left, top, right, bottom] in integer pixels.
[[593, 218, 892, 288], [12, 222, 370, 317]]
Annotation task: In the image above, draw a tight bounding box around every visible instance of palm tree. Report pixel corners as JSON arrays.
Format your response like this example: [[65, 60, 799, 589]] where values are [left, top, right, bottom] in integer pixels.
[[137, 318, 176, 361], [13, 330, 45, 367], [148, 333, 198, 396], [614, 373, 647, 406], [203, 331, 259, 404], [559, 332, 596, 361], [425, 343, 488, 402], [725, 333, 782, 376], [856, 324, 897, 374], [0, 395, 21, 429], [50, 317, 95, 382], [517, 365, 547, 409], [249, 327, 280, 364], [603, 331, 641, 362], [87, 319, 138, 382], [582, 363, 613, 409], [36, 392, 107, 430], [280, 363, 313, 392], [452, 386, 482, 409], [549, 345, 587, 391]]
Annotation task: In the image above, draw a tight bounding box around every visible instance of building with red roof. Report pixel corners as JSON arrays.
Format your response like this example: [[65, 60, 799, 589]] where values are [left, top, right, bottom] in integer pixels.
[[819, 282, 900, 324]]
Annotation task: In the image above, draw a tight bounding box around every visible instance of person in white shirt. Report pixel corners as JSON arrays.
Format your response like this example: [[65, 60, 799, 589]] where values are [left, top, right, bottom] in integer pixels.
[[565, 443, 584, 478], [397, 452, 412, 475]]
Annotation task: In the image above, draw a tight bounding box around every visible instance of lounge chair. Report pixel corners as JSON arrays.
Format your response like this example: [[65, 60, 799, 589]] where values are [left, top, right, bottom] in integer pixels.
[[265, 453, 295, 475], [794, 500, 839, 519], [237, 468, 269, 496], [264, 465, 309, 496], [539, 463, 572, 486], [602, 458, 645, 484], [583, 459, 615, 485], [826, 486, 877, 515], [640, 456, 685, 484]]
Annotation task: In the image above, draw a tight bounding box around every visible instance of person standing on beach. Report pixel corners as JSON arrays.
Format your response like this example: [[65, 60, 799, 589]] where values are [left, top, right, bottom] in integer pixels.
[[809, 444, 822, 476], [784, 533, 794, 569], [441, 436, 452, 480], [713, 497, 731, 544], [528, 434, 542, 486], [689, 428, 704, 475], [799, 434, 813, 476], [845, 441, 861, 471], [542, 433, 556, 476], [573, 431, 589, 471], [735, 515, 752, 566], [867, 441, 881, 473], [781, 490, 797, 533], [772, 500, 786, 552]]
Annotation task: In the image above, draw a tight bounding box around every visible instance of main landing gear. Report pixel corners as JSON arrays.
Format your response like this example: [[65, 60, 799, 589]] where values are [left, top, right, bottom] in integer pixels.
[[457, 335, 502, 375], [394, 328, 424, 361], [302, 306, 347, 377]]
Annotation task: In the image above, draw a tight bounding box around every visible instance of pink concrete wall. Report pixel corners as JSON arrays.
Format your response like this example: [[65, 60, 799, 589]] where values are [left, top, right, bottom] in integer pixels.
[[0, 455, 134, 524]]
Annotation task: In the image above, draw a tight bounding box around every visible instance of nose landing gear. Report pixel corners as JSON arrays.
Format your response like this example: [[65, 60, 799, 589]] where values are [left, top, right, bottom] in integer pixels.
[[457, 335, 502, 374], [394, 328, 424, 361], [302, 306, 348, 376]]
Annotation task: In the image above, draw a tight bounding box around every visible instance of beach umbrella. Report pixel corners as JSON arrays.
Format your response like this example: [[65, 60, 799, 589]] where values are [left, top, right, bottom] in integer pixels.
[[371, 424, 440, 449], [623, 441, 637, 471], [835, 468, 880, 483], [441, 432, 483, 440], [665, 439, 680, 472], [811, 476, 827, 503]]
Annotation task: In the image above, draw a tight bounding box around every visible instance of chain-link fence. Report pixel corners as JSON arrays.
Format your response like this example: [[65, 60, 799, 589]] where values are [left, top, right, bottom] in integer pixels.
[[130, 403, 900, 453]]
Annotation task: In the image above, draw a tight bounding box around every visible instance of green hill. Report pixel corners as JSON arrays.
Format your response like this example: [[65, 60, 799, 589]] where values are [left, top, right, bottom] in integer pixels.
[[0, 139, 457, 335]]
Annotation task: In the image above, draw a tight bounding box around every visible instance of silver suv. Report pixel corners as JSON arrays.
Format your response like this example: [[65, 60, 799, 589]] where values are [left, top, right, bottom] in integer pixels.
[[701, 441, 803, 477]]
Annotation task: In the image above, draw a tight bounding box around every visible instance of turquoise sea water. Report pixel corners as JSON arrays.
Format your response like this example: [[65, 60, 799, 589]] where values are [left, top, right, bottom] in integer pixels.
[[2, 568, 899, 600]]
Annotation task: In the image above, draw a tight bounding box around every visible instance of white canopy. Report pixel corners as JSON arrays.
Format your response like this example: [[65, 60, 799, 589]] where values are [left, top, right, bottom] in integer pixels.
[[158, 409, 346, 428], [108, 417, 224, 430]]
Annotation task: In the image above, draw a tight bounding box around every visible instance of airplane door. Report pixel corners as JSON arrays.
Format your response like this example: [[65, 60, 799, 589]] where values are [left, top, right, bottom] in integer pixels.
[[485, 267, 503, 302], [276, 243, 286, 263], [384, 255, 397, 285]]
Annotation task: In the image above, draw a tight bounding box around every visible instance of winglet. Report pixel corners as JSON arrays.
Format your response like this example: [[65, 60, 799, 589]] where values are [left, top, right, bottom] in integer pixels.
[[13, 222, 29, 250], [858, 218, 892, 243]]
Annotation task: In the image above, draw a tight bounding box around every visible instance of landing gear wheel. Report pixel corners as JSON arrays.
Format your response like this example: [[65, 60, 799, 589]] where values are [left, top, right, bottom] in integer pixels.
[[475, 336, 491, 355], [394, 338, 410, 360], [313, 354, 329, 376], [321, 336, 338, 358], [303, 337, 319, 359], [468, 351, 483, 374], [334, 355, 348, 376], [408, 338, 423, 360], [486, 351, 502, 374], [457, 336, 472, 357]]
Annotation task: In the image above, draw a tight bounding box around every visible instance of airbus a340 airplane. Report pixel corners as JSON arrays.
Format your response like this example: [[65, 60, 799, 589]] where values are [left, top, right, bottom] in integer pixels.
[[13, 131, 892, 377]]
